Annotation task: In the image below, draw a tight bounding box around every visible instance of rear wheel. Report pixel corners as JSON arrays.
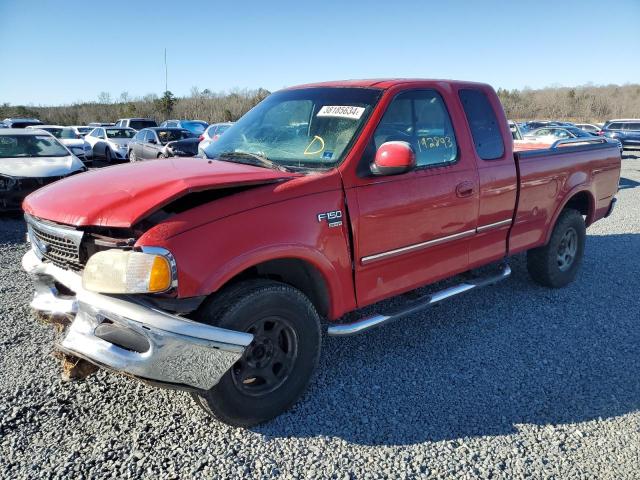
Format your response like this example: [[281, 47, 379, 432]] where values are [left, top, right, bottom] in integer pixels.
[[527, 208, 586, 288], [191, 279, 321, 427]]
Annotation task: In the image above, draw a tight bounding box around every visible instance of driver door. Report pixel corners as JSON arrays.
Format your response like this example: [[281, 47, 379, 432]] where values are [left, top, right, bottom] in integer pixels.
[[352, 89, 479, 306]]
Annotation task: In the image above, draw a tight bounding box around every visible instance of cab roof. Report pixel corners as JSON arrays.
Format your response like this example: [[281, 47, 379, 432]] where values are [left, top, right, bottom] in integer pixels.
[[286, 78, 491, 90]]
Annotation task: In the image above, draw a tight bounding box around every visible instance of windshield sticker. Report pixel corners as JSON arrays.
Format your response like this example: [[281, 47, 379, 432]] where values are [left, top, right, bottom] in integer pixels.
[[317, 106, 365, 120], [322, 151, 333, 160], [0, 137, 17, 146]]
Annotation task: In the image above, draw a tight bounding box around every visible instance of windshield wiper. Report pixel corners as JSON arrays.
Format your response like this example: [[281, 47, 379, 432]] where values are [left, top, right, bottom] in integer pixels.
[[217, 151, 290, 172]]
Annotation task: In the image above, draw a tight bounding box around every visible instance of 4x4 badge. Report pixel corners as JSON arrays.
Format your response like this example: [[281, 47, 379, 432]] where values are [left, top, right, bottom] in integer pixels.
[[317, 210, 343, 228]]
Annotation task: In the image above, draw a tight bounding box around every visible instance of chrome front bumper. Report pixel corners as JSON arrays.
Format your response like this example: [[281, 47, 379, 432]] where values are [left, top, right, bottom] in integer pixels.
[[22, 248, 252, 390]]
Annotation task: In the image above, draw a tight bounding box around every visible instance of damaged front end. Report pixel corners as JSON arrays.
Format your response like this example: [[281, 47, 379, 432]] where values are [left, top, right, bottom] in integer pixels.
[[22, 214, 253, 390]]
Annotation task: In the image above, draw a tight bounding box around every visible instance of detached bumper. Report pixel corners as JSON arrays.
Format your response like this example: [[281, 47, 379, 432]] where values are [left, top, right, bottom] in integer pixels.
[[22, 249, 252, 390]]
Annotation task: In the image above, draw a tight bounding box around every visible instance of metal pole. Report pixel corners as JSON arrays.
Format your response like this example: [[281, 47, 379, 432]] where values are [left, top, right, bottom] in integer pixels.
[[164, 48, 168, 93]]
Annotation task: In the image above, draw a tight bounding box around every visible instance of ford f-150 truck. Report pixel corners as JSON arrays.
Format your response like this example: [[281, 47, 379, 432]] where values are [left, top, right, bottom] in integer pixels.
[[21, 79, 620, 427]]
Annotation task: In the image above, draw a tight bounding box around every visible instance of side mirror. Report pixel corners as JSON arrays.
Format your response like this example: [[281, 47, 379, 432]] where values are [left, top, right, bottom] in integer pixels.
[[371, 141, 416, 176], [147, 138, 157, 144]]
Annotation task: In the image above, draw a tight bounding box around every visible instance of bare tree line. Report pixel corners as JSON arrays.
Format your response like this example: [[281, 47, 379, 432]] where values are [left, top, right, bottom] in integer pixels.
[[498, 83, 640, 122], [2, 83, 639, 126], [0, 88, 271, 126]]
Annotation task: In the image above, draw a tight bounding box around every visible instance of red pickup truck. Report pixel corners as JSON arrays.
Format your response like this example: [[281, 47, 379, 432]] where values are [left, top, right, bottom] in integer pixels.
[[22, 79, 620, 426]]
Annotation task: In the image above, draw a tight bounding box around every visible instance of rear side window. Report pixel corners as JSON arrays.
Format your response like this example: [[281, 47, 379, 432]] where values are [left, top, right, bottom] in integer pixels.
[[624, 122, 640, 131], [374, 90, 457, 167], [459, 89, 505, 160]]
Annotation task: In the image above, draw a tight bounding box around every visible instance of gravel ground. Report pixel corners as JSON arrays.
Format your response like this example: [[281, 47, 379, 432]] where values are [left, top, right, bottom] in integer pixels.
[[1, 152, 639, 479]]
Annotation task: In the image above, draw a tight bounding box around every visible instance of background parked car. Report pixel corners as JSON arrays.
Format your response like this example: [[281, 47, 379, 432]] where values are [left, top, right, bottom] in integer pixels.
[[2, 118, 44, 129], [69, 126, 95, 138], [576, 123, 602, 134], [128, 128, 198, 161], [114, 118, 157, 130], [508, 120, 523, 140], [26, 125, 93, 164], [525, 125, 623, 152], [198, 122, 233, 152], [159, 119, 208, 135], [0, 129, 85, 211], [599, 119, 640, 150], [87, 122, 115, 127], [84, 127, 136, 163]]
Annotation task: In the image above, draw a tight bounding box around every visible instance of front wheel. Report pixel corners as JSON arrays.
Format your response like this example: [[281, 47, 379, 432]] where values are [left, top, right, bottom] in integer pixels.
[[527, 208, 586, 288], [129, 150, 136, 162], [191, 280, 321, 427], [105, 148, 112, 163]]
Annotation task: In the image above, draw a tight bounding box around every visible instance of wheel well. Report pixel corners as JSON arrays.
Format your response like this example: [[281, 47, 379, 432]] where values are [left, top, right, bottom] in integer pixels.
[[223, 258, 330, 318], [564, 191, 593, 224]]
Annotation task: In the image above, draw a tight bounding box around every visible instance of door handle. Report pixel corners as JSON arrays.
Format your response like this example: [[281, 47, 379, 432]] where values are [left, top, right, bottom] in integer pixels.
[[456, 181, 475, 198]]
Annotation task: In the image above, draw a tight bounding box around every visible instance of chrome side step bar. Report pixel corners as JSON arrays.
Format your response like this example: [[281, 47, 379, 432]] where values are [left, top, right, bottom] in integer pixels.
[[327, 262, 511, 337]]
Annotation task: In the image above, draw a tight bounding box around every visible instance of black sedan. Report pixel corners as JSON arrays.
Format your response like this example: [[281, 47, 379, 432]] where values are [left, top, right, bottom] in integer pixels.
[[128, 128, 199, 162]]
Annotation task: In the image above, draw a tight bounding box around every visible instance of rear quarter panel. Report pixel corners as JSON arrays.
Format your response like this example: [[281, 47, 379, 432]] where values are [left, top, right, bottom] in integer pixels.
[[510, 144, 620, 254]]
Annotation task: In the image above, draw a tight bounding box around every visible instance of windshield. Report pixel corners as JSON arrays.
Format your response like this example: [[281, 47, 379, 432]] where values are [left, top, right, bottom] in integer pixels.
[[157, 129, 194, 143], [77, 127, 93, 134], [0, 134, 69, 158], [106, 128, 136, 139], [182, 121, 208, 134], [130, 120, 157, 130], [203, 87, 381, 169]]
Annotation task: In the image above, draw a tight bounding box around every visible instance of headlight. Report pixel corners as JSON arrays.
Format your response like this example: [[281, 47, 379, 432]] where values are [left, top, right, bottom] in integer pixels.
[[84, 144, 91, 150], [71, 146, 84, 154], [82, 249, 175, 294], [0, 174, 17, 191]]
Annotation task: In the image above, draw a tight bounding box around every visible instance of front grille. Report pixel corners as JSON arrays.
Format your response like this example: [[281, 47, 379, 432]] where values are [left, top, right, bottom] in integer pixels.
[[26, 215, 84, 271]]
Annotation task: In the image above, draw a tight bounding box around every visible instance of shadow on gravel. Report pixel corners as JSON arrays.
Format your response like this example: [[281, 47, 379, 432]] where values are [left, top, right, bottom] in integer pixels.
[[619, 177, 640, 190], [0, 217, 27, 245], [258, 233, 640, 446]]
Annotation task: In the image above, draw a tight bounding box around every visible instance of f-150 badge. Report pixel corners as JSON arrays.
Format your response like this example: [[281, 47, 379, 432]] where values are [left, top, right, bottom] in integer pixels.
[[317, 210, 343, 228]]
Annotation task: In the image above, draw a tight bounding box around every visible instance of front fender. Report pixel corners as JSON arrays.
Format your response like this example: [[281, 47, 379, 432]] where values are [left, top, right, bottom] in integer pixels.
[[139, 189, 356, 320]]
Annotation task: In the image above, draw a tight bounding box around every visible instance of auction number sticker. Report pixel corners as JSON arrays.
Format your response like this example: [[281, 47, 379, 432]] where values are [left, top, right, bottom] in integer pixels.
[[317, 105, 365, 120]]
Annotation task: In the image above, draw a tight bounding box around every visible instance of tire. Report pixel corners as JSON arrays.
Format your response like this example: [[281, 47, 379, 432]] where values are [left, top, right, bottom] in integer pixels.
[[527, 208, 586, 288], [105, 148, 112, 163], [191, 279, 321, 427], [158, 153, 167, 159], [129, 150, 136, 162]]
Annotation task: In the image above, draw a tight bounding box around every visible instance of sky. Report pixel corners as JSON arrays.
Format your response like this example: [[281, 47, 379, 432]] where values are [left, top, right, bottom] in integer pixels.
[[0, 0, 639, 106]]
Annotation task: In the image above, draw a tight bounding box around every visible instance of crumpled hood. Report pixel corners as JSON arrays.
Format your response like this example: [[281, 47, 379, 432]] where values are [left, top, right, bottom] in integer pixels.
[[0, 155, 84, 178], [23, 157, 299, 227]]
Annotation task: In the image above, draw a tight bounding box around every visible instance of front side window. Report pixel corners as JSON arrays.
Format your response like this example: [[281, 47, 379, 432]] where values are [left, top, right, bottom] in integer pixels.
[[459, 89, 505, 160], [203, 87, 382, 170], [373, 90, 457, 167], [143, 130, 155, 142], [607, 122, 623, 130], [0, 134, 69, 158]]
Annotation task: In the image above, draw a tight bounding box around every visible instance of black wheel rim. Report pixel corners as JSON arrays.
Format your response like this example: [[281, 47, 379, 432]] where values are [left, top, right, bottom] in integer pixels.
[[231, 316, 298, 397], [557, 227, 578, 271]]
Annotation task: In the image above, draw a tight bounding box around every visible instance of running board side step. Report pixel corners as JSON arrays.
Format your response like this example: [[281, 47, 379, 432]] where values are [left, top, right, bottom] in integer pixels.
[[327, 262, 511, 337]]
